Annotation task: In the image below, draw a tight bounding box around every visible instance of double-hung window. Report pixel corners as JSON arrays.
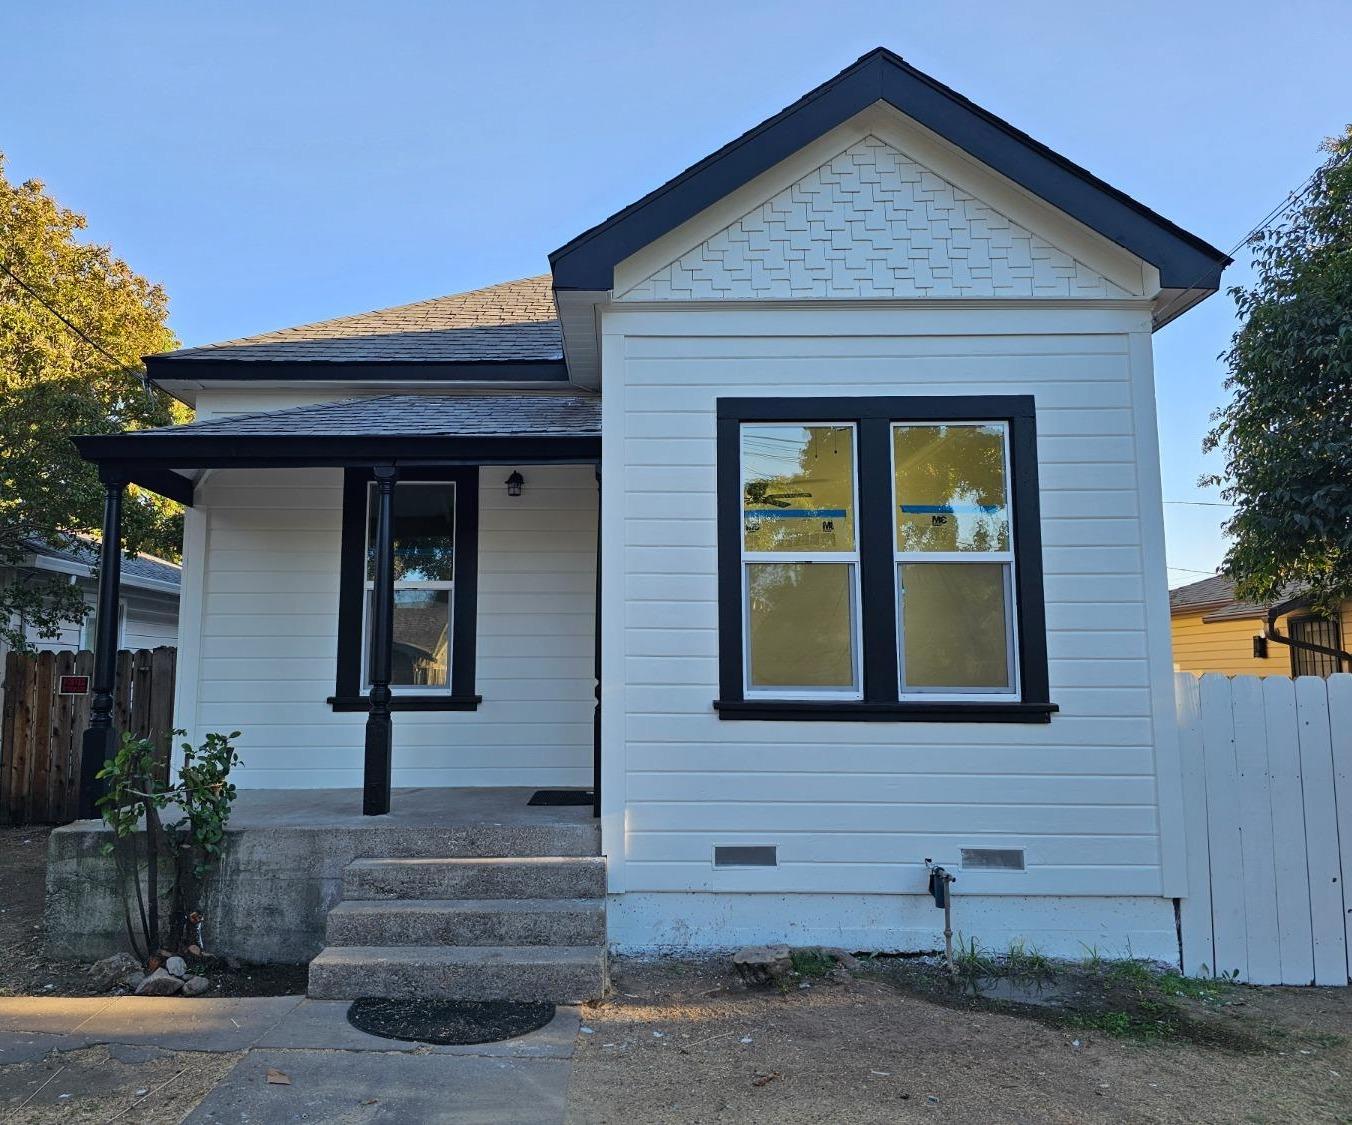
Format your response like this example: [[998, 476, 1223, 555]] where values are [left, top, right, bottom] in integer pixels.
[[332, 468, 481, 711], [741, 423, 862, 698], [716, 397, 1053, 723]]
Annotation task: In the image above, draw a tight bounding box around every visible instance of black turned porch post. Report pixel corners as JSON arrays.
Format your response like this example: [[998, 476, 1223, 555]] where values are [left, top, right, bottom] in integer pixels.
[[77, 471, 126, 819], [363, 465, 398, 815]]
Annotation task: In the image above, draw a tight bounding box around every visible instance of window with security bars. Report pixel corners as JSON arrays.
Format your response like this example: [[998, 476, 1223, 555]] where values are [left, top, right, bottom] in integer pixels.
[[1289, 614, 1346, 677]]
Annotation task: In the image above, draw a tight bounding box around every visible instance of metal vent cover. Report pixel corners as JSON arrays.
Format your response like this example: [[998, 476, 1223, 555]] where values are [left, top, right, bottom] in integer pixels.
[[714, 845, 777, 868], [960, 847, 1026, 871]]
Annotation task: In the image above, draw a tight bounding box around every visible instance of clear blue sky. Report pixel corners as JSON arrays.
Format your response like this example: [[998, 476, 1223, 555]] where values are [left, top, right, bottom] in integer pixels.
[[2, 1, 1347, 582]]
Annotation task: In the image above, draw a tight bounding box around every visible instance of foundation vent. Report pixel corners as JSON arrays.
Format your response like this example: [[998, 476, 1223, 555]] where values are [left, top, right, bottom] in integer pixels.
[[714, 845, 777, 868], [960, 847, 1026, 871]]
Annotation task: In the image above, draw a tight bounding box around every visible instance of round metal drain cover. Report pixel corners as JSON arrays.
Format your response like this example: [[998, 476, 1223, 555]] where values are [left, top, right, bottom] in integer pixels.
[[346, 998, 556, 1045]]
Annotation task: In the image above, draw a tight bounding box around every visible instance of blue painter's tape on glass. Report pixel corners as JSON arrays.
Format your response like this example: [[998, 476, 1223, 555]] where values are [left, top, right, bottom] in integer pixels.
[[744, 509, 848, 519], [899, 504, 1003, 514]]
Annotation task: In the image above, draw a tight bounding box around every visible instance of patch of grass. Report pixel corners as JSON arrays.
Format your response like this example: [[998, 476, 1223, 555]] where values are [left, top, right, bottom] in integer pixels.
[[788, 947, 837, 979], [1003, 939, 1054, 981], [953, 935, 997, 982]]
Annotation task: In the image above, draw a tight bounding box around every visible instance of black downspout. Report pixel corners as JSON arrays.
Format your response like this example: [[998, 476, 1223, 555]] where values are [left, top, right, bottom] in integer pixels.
[[363, 465, 398, 816], [77, 471, 126, 819], [593, 465, 602, 820], [1265, 600, 1352, 668]]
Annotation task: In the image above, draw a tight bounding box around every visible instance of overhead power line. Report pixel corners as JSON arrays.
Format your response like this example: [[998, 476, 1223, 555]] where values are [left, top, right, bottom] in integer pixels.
[[0, 259, 138, 370]]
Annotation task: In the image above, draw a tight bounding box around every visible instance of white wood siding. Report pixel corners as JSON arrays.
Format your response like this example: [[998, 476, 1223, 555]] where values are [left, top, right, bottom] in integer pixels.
[[601, 302, 1178, 901], [186, 463, 596, 789]]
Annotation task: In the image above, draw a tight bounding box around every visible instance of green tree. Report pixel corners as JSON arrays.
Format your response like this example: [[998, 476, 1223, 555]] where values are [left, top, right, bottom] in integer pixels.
[[0, 154, 184, 650], [1204, 128, 1352, 613]]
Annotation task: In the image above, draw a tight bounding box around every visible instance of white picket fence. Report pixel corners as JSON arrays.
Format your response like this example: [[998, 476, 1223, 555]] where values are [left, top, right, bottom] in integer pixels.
[[1177, 672, 1352, 985]]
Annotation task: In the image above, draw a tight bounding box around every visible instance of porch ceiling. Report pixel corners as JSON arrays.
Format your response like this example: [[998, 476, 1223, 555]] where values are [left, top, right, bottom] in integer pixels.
[[71, 390, 602, 501]]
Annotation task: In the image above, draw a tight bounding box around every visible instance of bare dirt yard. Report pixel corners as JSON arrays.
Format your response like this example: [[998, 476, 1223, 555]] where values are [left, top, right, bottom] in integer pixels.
[[567, 954, 1352, 1125], [0, 825, 307, 998]]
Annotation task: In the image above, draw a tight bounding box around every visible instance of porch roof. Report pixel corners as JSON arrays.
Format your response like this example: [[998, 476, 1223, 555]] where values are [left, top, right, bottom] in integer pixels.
[[71, 390, 601, 503]]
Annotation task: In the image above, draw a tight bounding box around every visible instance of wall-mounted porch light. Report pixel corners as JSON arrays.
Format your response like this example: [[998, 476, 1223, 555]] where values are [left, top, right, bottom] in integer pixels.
[[505, 471, 525, 498]]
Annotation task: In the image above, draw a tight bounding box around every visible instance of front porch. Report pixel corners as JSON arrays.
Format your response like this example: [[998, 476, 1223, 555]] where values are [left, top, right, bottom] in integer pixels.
[[46, 786, 604, 981], [71, 390, 602, 818]]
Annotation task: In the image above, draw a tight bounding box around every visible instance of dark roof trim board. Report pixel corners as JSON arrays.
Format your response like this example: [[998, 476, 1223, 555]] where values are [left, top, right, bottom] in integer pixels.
[[72, 392, 602, 483], [550, 48, 1230, 295]]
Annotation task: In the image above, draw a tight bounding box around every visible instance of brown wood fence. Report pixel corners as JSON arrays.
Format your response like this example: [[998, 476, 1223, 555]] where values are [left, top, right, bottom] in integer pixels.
[[0, 647, 177, 826]]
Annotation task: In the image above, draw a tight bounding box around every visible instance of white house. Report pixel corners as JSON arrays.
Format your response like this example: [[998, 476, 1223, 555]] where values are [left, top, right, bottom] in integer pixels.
[[66, 49, 1229, 991], [2, 538, 180, 653]]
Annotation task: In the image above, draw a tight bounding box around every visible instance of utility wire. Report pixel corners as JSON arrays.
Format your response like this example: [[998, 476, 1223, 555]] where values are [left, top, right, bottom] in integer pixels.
[[1163, 500, 1234, 507], [0, 259, 139, 370], [1154, 147, 1350, 325]]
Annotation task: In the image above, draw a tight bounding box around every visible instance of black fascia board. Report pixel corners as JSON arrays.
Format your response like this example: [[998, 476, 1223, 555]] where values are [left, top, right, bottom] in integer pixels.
[[143, 356, 570, 383], [550, 47, 1230, 293], [71, 432, 601, 469]]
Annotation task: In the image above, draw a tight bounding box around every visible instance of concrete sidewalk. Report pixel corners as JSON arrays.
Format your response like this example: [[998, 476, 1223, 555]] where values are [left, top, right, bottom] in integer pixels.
[[0, 995, 578, 1123]]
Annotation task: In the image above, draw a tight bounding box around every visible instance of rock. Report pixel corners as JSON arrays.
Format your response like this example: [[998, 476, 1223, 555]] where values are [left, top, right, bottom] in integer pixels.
[[824, 947, 862, 972], [164, 955, 188, 979], [182, 975, 210, 996], [126, 972, 145, 992], [88, 953, 143, 992], [135, 968, 185, 996], [733, 944, 792, 986]]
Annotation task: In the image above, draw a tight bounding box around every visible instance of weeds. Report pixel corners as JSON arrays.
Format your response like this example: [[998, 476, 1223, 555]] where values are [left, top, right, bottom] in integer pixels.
[[788, 947, 837, 979]]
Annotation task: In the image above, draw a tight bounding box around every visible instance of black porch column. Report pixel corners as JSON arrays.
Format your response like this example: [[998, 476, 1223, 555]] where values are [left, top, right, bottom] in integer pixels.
[[363, 465, 398, 815], [77, 471, 126, 819]]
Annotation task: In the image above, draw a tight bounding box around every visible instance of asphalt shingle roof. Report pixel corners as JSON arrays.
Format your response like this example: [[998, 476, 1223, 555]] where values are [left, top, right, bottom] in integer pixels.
[[136, 390, 600, 439], [26, 537, 181, 588], [1169, 573, 1306, 621], [155, 276, 560, 364]]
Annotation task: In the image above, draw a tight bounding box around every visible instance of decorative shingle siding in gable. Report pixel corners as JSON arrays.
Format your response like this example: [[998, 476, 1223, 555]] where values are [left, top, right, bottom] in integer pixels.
[[621, 137, 1130, 301]]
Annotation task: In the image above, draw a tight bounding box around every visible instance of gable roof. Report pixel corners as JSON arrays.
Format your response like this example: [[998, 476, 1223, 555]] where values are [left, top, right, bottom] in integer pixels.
[[550, 47, 1230, 312], [146, 276, 564, 384]]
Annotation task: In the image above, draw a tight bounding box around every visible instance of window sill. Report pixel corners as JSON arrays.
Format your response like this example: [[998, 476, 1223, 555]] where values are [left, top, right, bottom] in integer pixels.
[[328, 694, 483, 713], [713, 699, 1058, 723]]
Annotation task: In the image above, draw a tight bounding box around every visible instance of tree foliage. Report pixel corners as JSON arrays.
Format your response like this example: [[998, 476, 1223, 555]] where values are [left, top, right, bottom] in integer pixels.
[[1205, 128, 1352, 613], [0, 154, 184, 650]]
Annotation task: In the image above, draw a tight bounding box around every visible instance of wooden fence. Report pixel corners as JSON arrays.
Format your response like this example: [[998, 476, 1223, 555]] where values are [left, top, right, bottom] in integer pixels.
[[0, 647, 176, 826], [1177, 672, 1352, 985]]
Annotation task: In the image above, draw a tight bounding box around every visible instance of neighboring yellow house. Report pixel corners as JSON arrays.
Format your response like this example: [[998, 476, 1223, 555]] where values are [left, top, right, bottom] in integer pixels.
[[1170, 574, 1350, 677]]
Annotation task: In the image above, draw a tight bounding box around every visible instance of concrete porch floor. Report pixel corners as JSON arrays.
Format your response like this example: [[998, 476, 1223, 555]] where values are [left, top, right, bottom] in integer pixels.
[[223, 786, 596, 831]]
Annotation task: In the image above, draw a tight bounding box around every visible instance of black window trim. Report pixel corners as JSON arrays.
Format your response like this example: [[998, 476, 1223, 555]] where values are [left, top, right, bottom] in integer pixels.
[[715, 395, 1056, 723], [330, 466, 482, 712]]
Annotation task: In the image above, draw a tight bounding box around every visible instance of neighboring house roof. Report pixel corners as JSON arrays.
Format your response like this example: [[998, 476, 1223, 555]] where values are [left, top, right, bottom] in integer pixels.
[[1168, 574, 1307, 623], [24, 537, 181, 592], [145, 276, 565, 383], [549, 47, 1231, 312]]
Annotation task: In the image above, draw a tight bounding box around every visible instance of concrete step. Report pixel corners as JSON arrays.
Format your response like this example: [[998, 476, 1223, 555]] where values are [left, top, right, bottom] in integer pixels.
[[342, 856, 607, 901], [306, 944, 607, 1002], [325, 898, 606, 947], [346, 821, 601, 859]]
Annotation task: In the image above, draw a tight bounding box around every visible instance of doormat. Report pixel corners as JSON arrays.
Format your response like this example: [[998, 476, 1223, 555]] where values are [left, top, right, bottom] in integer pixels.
[[527, 789, 595, 806], [347, 998, 556, 1045]]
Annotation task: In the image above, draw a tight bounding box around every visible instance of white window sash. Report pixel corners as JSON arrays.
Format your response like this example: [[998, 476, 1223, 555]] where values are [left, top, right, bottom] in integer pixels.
[[892, 421, 1020, 702], [362, 480, 457, 694], [739, 421, 863, 700]]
